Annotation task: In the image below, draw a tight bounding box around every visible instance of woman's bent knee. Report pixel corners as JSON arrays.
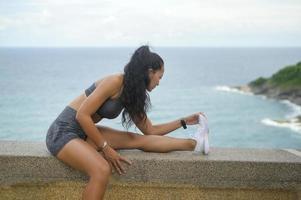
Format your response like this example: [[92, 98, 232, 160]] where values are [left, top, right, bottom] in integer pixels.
[[89, 160, 112, 181], [55, 139, 111, 180]]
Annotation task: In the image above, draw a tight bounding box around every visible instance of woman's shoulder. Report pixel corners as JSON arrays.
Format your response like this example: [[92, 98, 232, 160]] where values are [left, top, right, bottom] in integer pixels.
[[93, 73, 124, 99], [95, 73, 124, 87]]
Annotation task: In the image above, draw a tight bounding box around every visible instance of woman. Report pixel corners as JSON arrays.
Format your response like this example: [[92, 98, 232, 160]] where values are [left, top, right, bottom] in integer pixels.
[[46, 45, 203, 200]]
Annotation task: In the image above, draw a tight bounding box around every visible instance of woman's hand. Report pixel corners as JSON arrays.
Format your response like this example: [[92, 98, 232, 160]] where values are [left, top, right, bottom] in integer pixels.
[[102, 145, 132, 175], [183, 112, 207, 125]]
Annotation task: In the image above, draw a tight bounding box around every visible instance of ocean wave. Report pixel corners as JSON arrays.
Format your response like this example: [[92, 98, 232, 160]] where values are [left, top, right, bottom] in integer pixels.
[[261, 118, 301, 134], [215, 85, 253, 95], [215, 85, 301, 134], [279, 100, 301, 118]]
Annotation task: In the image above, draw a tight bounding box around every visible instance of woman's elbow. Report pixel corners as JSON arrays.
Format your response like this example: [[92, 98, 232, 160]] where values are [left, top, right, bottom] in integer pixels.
[[75, 112, 87, 122], [143, 128, 155, 135]]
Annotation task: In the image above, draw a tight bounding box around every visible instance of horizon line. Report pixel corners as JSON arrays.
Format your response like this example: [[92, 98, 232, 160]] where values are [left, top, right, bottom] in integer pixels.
[[1, 45, 301, 48]]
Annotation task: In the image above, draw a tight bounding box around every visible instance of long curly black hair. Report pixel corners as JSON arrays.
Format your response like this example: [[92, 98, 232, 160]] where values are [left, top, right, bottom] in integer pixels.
[[120, 45, 164, 130]]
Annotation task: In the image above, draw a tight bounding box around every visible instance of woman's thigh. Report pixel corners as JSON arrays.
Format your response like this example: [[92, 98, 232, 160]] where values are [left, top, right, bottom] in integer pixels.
[[87, 125, 143, 150], [56, 138, 111, 176]]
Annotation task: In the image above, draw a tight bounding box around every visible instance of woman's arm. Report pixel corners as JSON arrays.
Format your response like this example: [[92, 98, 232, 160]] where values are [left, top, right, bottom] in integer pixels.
[[152, 119, 183, 136], [76, 76, 131, 175], [135, 113, 203, 136], [76, 76, 120, 148], [134, 116, 183, 136]]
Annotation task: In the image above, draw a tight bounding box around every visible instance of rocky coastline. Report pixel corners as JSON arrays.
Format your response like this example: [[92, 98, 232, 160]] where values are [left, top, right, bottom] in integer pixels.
[[234, 84, 301, 106], [233, 61, 301, 128]]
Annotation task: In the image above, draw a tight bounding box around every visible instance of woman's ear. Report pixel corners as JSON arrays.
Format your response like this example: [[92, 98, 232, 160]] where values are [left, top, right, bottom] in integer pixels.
[[148, 68, 154, 75]]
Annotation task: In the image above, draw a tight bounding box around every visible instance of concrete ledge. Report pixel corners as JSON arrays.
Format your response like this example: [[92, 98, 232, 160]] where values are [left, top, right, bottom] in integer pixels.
[[0, 141, 300, 199]]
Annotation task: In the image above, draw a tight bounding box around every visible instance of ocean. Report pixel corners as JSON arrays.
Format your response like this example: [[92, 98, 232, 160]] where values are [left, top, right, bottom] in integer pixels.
[[0, 47, 301, 149]]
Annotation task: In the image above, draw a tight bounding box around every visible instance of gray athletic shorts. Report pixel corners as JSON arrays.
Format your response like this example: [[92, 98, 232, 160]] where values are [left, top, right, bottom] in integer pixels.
[[46, 106, 87, 156]]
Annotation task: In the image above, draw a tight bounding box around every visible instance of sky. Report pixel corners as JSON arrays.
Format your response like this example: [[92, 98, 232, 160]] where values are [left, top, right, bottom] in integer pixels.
[[0, 0, 300, 47]]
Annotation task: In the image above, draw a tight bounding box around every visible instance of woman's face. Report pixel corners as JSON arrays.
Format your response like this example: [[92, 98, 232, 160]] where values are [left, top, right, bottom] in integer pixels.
[[147, 65, 164, 92]]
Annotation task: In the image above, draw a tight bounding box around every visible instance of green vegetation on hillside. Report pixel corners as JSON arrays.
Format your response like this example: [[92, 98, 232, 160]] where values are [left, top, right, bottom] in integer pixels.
[[249, 61, 301, 89], [249, 77, 267, 87]]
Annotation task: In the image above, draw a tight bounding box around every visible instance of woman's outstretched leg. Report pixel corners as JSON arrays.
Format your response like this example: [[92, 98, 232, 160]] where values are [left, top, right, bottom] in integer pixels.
[[136, 135, 196, 152], [89, 125, 196, 153]]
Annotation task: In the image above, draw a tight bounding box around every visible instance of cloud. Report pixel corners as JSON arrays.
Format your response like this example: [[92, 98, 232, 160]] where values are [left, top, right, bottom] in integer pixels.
[[0, 0, 300, 46]]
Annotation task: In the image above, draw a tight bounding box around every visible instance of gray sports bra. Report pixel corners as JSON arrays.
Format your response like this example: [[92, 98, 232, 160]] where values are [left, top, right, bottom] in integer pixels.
[[85, 82, 124, 119]]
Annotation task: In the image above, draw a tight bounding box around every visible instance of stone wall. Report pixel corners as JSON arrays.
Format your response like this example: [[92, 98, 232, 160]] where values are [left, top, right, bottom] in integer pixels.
[[0, 141, 300, 200]]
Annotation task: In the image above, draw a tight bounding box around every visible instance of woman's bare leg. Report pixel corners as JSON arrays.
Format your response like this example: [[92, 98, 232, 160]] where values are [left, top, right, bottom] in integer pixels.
[[86, 125, 196, 153], [56, 127, 195, 199], [56, 138, 111, 200]]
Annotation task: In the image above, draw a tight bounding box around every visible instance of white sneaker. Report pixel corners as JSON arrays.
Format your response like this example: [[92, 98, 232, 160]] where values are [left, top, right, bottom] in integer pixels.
[[193, 126, 204, 152], [193, 114, 210, 155]]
